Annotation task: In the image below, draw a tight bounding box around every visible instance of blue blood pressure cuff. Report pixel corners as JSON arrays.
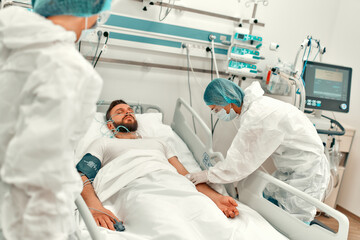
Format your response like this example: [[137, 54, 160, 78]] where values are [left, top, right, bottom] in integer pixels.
[[76, 153, 101, 180]]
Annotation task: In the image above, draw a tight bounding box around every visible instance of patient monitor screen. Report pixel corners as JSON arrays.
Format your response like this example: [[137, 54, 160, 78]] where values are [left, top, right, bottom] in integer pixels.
[[303, 61, 352, 112], [305, 63, 350, 101]]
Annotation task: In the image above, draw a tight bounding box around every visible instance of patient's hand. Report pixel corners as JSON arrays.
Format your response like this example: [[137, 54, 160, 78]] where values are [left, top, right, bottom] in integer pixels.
[[90, 207, 122, 231], [214, 196, 239, 218]]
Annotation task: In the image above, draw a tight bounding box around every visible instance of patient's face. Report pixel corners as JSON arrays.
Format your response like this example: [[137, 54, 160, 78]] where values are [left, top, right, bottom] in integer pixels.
[[109, 104, 138, 132]]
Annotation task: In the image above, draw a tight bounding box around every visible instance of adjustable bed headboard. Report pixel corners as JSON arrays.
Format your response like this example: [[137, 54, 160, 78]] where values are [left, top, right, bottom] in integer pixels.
[[170, 98, 237, 197], [96, 100, 163, 115]]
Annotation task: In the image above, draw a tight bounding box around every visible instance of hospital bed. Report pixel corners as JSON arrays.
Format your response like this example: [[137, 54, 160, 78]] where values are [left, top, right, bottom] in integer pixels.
[[76, 98, 349, 240]]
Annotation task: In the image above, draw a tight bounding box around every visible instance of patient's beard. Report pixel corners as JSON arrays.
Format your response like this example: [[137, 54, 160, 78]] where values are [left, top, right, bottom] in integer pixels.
[[113, 118, 138, 133]]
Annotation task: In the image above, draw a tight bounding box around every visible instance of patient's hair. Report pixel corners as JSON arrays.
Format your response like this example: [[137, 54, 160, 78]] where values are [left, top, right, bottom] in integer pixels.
[[106, 99, 128, 121]]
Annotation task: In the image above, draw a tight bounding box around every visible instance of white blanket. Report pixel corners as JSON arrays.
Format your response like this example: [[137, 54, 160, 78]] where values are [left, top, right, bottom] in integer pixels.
[[93, 149, 176, 202], [80, 150, 288, 240]]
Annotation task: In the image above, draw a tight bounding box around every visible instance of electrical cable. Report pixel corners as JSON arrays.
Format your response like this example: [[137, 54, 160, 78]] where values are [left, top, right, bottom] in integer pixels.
[[301, 38, 312, 80], [301, 42, 308, 67], [81, 37, 100, 60], [93, 32, 109, 68], [185, 45, 197, 134], [159, 0, 175, 21], [211, 40, 220, 78], [304, 110, 345, 136], [92, 31, 103, 65], [319, 114, 345, 136], [294, 38, 311, 110], [298, 76, 306, 112], [187, 50, 206, 91], [212, 118, 219, 135], [209, 49, 215, 135], [88, 207, 118, 222], [292, 76, 301, 107], [293, 45, 304, 71], [313, 41, 321, 61]]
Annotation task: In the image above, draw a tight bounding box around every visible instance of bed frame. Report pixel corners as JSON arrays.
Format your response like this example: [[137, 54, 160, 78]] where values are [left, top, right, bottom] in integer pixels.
[[171, 97, 349, 240], [76, 98, 349, 240]]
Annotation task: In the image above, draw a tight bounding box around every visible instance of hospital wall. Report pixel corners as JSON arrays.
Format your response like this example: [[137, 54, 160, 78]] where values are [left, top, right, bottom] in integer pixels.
[[95, 0, 360, 217]]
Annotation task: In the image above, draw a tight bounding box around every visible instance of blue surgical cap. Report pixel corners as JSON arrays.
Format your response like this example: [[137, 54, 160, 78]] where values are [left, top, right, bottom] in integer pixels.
[[32, 0, 112, 17], [203, 78, 245, 107]]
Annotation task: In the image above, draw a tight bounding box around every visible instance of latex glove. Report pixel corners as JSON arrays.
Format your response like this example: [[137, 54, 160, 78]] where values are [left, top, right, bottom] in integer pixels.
[[185, 170, 209, 185]]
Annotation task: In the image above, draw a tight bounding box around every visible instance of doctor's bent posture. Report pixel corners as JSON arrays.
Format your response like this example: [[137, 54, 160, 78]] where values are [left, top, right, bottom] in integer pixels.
[[187, 78, 330, 223]]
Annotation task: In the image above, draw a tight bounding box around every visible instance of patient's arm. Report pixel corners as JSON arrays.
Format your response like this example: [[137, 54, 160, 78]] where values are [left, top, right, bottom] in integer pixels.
[[80, 174, 121, 230], [168, 157, 239, 218]]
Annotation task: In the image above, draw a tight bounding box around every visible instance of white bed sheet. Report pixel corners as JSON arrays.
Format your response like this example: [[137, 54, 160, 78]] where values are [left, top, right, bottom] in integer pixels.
[[77, 112, 288, 240], [82, 169, 288, 240]]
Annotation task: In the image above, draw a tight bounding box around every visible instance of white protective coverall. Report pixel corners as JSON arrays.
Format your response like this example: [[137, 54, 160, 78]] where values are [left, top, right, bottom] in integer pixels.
[[208, 81, 330, 222], [0, 7, 102, 239]]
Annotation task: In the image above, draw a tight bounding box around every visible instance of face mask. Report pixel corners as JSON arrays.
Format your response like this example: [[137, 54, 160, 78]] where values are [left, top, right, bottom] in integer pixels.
[[78, 17, 96, 42], [215, 108, 238, 121]]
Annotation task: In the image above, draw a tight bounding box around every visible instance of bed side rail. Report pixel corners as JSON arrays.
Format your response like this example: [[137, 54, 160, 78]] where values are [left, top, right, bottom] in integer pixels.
[[170, 98, 236, 196], [75, 196, 103, 240], [171, 98, 221, 170], [237, 170, 349, 240]]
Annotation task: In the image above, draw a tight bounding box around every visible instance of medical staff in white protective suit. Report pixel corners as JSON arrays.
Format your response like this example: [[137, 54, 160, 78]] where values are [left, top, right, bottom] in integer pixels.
[[0, 0, 111, 239], [186, 78, 330, 223]]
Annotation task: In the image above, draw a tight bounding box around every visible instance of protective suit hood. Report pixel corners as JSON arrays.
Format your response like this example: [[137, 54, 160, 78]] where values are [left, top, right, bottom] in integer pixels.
[[242, 81, 264, 112], [0, 7, 75, 51]]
